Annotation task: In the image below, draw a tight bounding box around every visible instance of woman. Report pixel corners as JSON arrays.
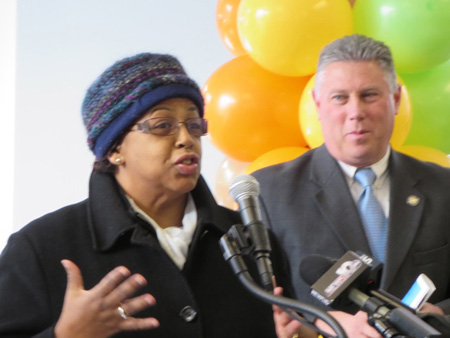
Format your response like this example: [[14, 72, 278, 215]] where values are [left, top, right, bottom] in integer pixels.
[[0, 53, 300, 337]]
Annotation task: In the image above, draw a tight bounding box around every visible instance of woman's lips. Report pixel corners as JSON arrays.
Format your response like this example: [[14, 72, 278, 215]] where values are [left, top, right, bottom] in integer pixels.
[[175, 154, 200, 175]]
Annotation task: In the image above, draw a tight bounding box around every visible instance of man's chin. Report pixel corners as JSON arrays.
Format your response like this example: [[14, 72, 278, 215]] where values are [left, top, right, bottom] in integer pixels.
[[346, 150, 383, 167]]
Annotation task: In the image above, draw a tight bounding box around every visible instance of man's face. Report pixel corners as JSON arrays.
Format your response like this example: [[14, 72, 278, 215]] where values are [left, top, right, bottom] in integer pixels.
[[313, 61, 401, 167]]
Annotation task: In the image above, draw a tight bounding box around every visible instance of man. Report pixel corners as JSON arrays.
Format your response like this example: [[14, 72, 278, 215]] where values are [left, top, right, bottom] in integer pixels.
[[253, 34, 450, 337]]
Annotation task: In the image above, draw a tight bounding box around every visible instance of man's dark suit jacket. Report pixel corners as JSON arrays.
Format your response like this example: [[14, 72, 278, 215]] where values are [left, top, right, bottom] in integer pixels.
[[253, 145, 450, 313]]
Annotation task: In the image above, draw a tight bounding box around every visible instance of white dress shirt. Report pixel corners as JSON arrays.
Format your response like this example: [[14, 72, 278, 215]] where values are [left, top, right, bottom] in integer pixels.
[[338, 147, 391, 219]]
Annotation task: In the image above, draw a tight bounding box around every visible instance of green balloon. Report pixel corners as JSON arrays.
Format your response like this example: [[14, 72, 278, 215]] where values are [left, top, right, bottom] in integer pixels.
[[354, 0, 450, 73], [401, 60, 450, 154]]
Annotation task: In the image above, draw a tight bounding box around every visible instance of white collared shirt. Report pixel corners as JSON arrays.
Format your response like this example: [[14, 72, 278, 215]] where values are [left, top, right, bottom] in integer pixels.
[[127, 194, 198, 270], [338, 147, 391, 218]]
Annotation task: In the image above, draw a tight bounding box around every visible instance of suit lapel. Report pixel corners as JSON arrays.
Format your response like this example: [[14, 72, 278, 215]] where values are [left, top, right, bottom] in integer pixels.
[[310, 146, 372, 255], [381, 151, 424, 289]]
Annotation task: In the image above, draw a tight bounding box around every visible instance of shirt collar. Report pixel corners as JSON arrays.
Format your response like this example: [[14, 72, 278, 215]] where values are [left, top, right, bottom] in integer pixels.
[[338, 146, 391, 181], [126, 193, 197, 231], [88, 172, 231, 251]]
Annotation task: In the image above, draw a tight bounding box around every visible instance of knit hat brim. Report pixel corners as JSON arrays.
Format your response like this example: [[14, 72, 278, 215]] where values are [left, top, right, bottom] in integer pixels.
[[93, 83, 204, 158]]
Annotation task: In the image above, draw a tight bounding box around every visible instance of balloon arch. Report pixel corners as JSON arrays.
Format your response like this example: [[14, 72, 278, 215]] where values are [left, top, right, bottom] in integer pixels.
[[209, 0, 450, 207]]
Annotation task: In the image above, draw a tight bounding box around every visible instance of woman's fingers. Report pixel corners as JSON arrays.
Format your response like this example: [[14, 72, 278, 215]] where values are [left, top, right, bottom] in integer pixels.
[[91, 265, 132, 297], [56, 261, 159, 338], [102, 273, 149, 307], [61, 259, 85, 292], [119, 316, 160, 331], [120, 293, 157, 317], [62, 260, 153, 310]]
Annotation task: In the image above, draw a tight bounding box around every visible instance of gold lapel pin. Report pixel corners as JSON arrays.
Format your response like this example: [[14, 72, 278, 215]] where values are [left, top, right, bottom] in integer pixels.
[[407, 195, 420, 207]]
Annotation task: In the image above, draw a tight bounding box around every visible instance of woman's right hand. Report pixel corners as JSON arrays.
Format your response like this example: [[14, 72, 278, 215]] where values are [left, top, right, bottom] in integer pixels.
[[54, 260, 159, 338]]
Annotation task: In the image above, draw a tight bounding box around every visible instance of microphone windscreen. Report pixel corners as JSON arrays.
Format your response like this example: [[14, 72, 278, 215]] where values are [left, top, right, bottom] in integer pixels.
[[229, 174, 260, 201]]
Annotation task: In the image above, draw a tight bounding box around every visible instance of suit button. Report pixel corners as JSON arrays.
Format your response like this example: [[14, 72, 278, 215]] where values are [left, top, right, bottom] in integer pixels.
[[179, 305, 197, 322]]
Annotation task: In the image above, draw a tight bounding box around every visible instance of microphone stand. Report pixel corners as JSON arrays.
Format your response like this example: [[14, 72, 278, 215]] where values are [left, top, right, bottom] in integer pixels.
[[225, 222, 274, 291], [220, 226, 348, 338]]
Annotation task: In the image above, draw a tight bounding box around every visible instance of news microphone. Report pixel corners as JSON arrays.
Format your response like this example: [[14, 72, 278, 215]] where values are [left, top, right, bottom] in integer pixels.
[[301, 252, 442, 337], [301, 251, 380, 312], [229, 175, 274, 291]]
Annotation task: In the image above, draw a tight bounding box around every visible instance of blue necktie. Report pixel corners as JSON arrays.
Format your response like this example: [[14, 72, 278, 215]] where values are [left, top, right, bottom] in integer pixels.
[[354, 168, 387, 262]]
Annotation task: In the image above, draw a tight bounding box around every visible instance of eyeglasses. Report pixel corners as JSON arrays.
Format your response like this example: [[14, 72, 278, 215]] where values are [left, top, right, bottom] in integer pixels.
[[131, 117, 208, 137]]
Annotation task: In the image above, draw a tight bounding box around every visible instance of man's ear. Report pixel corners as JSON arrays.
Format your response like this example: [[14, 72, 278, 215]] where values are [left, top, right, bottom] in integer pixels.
[[312, 88, 322, 120], [393, 84, 402, 115]]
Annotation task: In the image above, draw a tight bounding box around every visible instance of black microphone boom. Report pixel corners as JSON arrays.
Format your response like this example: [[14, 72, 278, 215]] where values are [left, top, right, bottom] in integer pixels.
[[229, 174, 274, 291]]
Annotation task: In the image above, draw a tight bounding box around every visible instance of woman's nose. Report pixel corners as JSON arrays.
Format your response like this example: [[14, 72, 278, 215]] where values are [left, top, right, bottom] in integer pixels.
[[175, 124, 194, 148]]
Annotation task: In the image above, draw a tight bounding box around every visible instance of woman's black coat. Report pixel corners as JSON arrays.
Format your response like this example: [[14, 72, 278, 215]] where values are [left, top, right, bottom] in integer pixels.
[[0, 172, 292, 338]]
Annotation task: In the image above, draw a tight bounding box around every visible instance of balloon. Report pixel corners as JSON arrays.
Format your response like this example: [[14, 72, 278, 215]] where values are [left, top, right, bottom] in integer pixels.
[[398, 145, 450, 168], [299, 75, 412, 149], [391, 77, 412, 149], [216, 0, 247, 56], [354, 0, 450, 73], [237, 0, 353, 76], [298, 76, 323, 148], [214, 156, 250, 209], [246, 146, 309, 174], [400, 60, 450, 154], [203, 55, 309, 162]]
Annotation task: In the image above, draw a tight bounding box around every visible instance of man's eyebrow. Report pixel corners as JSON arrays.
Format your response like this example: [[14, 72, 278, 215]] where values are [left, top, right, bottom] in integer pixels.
[[360, 86, 381, 92]]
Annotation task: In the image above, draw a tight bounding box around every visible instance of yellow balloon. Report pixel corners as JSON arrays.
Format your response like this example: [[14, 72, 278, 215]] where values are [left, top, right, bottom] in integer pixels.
[[214, 156, 250, 209], [299, 76, 322, 148], [397, 145, 450, 168], [299, 75, 412, 149], [246, 146, 310, 174], [391, 77, 412, 148], [237, 0, 353, 76]]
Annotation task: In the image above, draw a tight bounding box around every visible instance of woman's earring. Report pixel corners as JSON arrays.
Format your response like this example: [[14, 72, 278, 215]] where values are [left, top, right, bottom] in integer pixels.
[[115, 158, 123, 165]]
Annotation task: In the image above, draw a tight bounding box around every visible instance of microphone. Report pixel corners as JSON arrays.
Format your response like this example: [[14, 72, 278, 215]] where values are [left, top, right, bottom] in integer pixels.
[[300, 251, 380, 312], [301, 251, 442, 337], [229, 175, 274, 291]]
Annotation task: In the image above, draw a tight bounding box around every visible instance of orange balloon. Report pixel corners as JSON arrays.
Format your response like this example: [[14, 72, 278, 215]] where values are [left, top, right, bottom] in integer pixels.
[[216, 0, 247, 56], [397, 145, 450, 168], [214, 156, 250, 209], [246, 146, 310, 174], [299, 75, 412, 149], [203, 55, 309, 162]]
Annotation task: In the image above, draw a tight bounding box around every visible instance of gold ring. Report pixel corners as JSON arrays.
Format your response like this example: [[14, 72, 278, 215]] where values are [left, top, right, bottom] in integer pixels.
[[117, 306, 130, 319], [292, 334, 299, 338]]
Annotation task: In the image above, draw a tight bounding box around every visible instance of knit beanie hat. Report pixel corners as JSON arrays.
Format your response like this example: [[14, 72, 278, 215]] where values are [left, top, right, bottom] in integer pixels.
[[82, 53, 204, 158]]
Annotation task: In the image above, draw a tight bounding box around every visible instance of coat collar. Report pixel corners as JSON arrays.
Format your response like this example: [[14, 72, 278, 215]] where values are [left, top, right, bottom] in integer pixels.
[[87, 172, 231, 252], [309, 145, 373, 257], [381, 151, 424, 289]]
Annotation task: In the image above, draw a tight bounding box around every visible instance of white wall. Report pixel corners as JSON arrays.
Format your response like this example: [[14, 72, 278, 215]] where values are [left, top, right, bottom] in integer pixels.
[[3, 0, 232, 250], [0, 0, 17, 250]]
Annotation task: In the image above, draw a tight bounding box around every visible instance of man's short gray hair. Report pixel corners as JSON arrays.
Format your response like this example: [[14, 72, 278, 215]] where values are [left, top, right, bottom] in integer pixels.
[[315, 34, 398, 96]]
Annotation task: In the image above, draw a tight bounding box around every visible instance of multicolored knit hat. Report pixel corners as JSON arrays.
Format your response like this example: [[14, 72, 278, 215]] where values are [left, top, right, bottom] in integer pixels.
[[82, 53, 204, 158]]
